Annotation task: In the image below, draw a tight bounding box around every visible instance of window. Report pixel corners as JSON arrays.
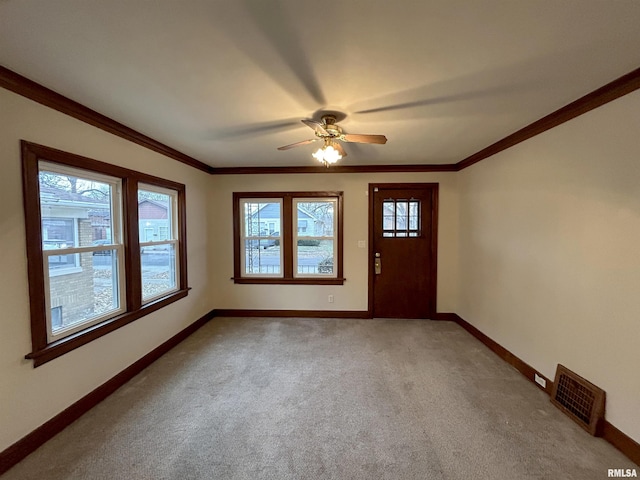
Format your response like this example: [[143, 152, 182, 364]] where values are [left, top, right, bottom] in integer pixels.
[[294, 199, 337, 277], [233, 192, 343, 285], [22, 142, 188, 366], [239, 199, 283, 276], [39, 161, 125, 342], [138, 185, 179, 303], [382, 199, 421, 237]]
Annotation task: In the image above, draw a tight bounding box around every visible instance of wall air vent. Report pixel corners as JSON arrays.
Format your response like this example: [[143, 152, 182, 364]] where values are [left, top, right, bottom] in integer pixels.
[[550, 364, 605, 436]]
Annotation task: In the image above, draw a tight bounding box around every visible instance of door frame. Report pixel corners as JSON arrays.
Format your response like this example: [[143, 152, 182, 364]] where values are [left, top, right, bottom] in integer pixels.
[[367, 183, 439, 318]]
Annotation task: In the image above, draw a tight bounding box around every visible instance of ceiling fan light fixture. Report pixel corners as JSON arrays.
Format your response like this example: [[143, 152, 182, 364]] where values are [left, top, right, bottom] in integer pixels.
[[278, 114, 385, 166], [313, 140, 342, 166]]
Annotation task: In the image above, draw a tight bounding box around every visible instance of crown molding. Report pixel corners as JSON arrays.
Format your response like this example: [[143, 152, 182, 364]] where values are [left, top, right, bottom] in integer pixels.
[[0, 65, 211, 173], [210, 163, 458, 175], [455, 66, 640, 171], [2, 64, 639, 175]]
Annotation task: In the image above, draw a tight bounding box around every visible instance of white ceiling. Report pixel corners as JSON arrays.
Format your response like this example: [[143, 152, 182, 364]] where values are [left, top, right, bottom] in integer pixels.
[[1, 0, 640, 168]]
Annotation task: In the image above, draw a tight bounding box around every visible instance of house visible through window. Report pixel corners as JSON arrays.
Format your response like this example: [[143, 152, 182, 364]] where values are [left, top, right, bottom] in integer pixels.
[[138, 186, 179, 303], [240, 199, 282, 276], [22, 141, 188, 367], [294, 199, 336, 276], [42, 218, 80, 272], [233, 192, 343, 285], [39, 163, 124, 341]]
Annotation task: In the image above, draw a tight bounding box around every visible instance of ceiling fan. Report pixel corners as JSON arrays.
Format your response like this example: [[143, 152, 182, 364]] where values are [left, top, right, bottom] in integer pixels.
[[277, 114, 387, 166]]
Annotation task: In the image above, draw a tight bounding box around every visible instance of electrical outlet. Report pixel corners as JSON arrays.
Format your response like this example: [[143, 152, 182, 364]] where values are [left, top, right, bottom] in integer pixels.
[[328, 295, 334, 303], [534, 373, 547, 389]]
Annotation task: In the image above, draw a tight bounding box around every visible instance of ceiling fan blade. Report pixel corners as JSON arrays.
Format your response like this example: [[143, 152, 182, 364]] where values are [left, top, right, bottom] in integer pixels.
[[206, 119, 301, 140], [301, 119, 329, 136], [333, 141, 347, 158], [277, 138, 318, 150], [342, 134, 387, 144]]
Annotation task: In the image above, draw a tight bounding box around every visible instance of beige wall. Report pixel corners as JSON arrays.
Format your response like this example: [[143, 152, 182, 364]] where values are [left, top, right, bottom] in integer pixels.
[[458, 90, 640, 443], [209, 172, 459, 313], [0, 88, 212, 452]]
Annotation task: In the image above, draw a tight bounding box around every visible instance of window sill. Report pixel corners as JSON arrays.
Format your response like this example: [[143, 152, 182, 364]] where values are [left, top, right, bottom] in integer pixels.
[[232, 277, 345, 285], [26, 288, 189, 367]]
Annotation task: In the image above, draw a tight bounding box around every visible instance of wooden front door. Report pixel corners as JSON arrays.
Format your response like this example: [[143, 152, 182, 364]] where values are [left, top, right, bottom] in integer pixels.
[[369, 183, 438, 318]]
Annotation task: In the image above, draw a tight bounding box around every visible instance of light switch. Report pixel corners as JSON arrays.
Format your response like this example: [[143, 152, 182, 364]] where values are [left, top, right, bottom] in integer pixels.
[[357, 240, 366, 248]]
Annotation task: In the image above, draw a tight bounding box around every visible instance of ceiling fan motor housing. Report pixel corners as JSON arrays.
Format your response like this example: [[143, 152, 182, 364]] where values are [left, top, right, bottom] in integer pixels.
[[320, 115, 342, 138]]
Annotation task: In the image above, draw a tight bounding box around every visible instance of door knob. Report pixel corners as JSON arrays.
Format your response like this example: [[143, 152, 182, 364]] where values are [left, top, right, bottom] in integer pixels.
[[374, 253, 381, 274]]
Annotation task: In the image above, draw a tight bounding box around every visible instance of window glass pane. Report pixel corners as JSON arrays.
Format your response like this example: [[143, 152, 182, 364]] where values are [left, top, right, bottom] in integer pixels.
[[141, 244, 177, 301], [241, 200, 282, 276], [297, 239, 334, 275], [395, 201, 408, 230], [383, 201, 395, 231], [409, 201, 420, 230], [47, 252, 78, 270], [48, 250, 120, 335], [244, 240, 281, 275], [51, 306, 62, 330], [42, 218, 74, 248], [39, 170, 114, 247], [244, 201, 281, 237], [296, 201, 335, 238], [138, 189, 173, 242], [42, 218, 78, 269]]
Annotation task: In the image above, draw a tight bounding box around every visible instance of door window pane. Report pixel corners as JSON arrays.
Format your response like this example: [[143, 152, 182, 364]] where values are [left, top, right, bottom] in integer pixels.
[[383, 201, 396, 232], [382, 199, 421, 237]]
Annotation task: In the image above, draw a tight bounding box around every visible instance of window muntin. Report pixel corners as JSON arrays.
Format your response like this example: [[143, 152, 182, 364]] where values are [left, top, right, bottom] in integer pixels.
[[138, 185, 180, 302], [294, 199, 337, 277], [39, 162, 125, 341], [240, 200, 282, 276], [233, 192, 343, 285]]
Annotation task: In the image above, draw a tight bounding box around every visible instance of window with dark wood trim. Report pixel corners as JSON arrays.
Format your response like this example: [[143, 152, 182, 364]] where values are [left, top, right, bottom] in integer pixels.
[[21, 141, 189, 367], [232, 192, 344, 285]]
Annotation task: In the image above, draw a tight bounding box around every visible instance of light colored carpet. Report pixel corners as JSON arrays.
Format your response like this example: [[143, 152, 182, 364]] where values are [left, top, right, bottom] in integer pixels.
[[2, 317, 636, 479]]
